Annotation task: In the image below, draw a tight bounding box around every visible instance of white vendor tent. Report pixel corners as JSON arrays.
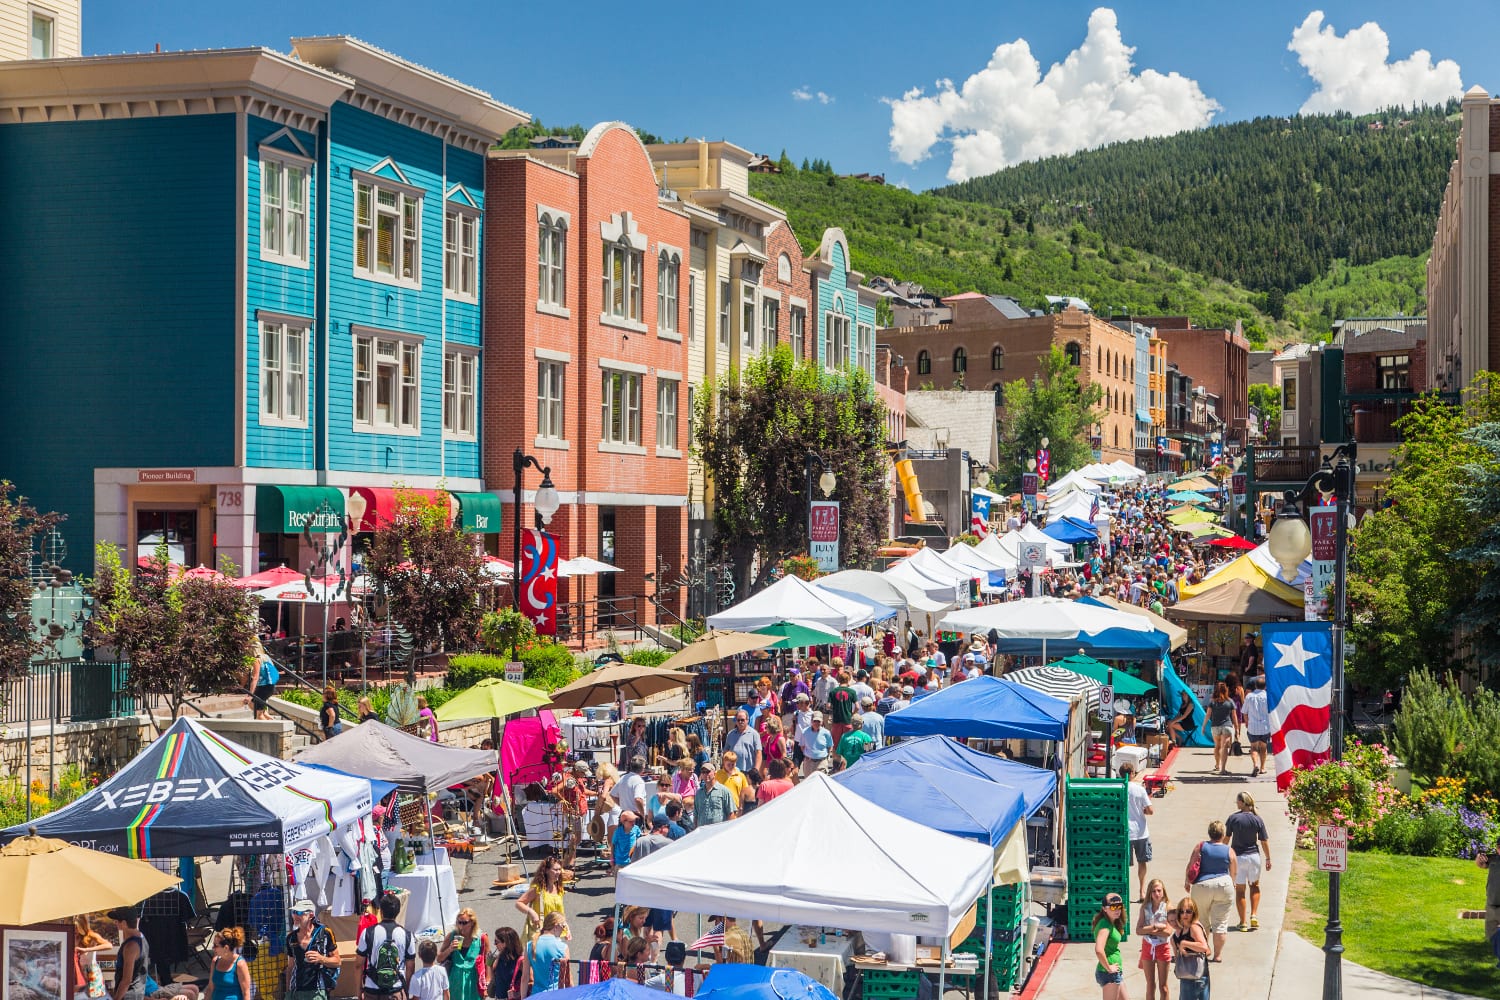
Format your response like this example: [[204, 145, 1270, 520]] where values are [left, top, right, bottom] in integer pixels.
[[976, 531, 1021, 569], [818, 569, 950, 615], [937, 543, 1010, 592], [707, 574, 872, 632], [883, 559, 965, 605], [1018, 522, 1074, 563], [1046, 470, 1104, 498], [1107, 460, 1148, 480], [614, 772, 993, 936], [1045, 490, 1104, 524]]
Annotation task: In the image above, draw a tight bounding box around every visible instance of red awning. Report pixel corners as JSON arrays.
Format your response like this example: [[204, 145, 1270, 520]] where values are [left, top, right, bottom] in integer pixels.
[[348, 487, 451, 532]]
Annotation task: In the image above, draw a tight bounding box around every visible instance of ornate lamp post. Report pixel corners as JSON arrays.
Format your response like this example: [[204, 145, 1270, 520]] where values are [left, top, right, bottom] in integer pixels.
[[512, 449, 560, 656], [803, 451, 837, 554], [1266, 442, 1357, 1000]]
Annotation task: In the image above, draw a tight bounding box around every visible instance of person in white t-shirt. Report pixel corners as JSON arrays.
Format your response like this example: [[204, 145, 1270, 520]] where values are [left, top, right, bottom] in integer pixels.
[[1122, 763, 1154, 896], [615, 756, 650, 820], [1242, 678, 1272, 778], [407, 942, 449, 1000]]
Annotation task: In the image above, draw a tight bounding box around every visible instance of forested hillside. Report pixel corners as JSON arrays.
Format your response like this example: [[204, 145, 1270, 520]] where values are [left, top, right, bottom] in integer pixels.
[[750, 166, 1290, 346], [936, 106, 1460, 295]]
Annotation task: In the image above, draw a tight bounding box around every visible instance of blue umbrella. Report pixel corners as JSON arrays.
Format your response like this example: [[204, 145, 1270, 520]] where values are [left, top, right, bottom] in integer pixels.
[[546, 978, 671, 999], [696, 965, 838, 1000]]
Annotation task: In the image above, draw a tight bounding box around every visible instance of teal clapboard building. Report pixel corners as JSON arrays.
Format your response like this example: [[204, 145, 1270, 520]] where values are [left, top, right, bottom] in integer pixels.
[[0, 39, 524, 576], [806, 228, 879, 380]]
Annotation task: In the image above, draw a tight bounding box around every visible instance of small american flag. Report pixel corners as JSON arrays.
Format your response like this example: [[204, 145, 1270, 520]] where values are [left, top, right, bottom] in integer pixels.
[[1089, 495, 1100, 522], [687, 930, 725, 951]]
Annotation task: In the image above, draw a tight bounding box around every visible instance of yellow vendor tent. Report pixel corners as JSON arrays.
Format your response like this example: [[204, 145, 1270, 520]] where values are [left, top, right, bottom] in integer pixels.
[[1179, 554, 1304, 604]]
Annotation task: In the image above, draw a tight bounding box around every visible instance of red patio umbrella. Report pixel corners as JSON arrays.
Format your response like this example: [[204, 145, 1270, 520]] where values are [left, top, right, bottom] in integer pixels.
[[181, 564, 227, 581], [233, 564, 305, 589], [1208, 535, 1257, 550]]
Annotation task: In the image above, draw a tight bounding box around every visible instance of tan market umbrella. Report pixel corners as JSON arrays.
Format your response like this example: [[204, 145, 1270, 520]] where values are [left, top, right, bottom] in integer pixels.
[[0, 829, 181, 926], [655, 630, 774, 672], [547, 662, 696, 711]]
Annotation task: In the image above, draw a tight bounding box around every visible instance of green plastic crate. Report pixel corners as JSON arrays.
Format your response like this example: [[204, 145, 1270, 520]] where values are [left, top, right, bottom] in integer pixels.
[[861, 968, 920, 999]]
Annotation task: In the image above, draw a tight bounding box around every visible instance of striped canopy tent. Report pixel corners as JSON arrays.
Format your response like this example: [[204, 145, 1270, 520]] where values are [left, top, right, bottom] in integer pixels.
[[1001, 666, 1105, 711]]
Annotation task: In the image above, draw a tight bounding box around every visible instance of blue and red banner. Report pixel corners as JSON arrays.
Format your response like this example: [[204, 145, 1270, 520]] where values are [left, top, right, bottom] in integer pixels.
[[1261, 621, 1334, 790], [520, 528, 561, 635], [970, 493, 991, 537]]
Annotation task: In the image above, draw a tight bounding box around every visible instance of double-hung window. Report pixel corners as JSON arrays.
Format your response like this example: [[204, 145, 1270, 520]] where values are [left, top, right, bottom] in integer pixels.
[[657, 250, 680, 334], [601, 368, 643, 447], [442, 350, 477, 438], [261, 154, 309, 265], [741, 284, 757, 350], [260, 319, 308, 426], [656, 379, 679, 452], [790, 305, 806, 359], [826, 312, 851, 369], [537, 360, 566, 443], [688, 274, 697, 343], [537, 211, 568, 309], [29, 10, 53, 58], [354, 332, 420, 431], [857, 324, 874, 373], [761, 297, 780, 354], [444, 209, 478, 300], [603, 241, 643, 321], [718, 280, 731, 346], [355, 178, 421, 285]]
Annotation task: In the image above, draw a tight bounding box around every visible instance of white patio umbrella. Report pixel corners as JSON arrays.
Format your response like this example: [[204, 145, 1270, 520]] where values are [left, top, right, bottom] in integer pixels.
[[939, 596, 1156, 661], [1003, 665, 1105, 711], [559, 556, 621, 577]]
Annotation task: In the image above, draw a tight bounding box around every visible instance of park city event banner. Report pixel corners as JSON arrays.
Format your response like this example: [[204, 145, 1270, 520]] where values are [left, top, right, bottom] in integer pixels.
[[520, 528, 561, 635], [970, 493, 991, 537], [1260, 620, 1334, 791]]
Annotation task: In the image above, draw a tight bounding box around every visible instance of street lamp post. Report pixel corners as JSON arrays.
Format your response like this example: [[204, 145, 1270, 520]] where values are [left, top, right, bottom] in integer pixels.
[[804, 451, 837, 555], [1267, 441, 1357, 1000], [512, 449, 561, 658]]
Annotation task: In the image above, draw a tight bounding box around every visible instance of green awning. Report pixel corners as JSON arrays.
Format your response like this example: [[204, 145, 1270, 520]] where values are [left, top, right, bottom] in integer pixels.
[[452, 491, 502, 533], [256, 485, 345, 534]]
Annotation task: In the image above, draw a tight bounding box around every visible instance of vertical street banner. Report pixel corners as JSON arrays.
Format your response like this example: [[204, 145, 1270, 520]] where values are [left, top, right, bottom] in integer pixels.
[[519, 528, 560, 635], [1036, 448, 1051, 485], [1021, 472, 1039, 512], [1261, 620, 1334, 791], [970, 493, 992, 536], [810, 500, 840, 572], [1305, 505, 1337, 621]]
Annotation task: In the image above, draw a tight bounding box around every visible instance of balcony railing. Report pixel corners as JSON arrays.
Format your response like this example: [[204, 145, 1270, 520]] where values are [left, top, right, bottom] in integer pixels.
[[1246, 444, 1323, 484], [1338, 391, 1458, 443]]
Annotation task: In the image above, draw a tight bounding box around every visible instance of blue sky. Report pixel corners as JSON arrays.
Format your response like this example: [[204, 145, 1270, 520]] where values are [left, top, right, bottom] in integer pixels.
[[85, 1, 1494, 190]]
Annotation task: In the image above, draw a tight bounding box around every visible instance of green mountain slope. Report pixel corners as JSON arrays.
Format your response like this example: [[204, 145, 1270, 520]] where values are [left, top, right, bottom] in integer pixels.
[[749, 167, 1291, 347], [935, 106, 1459, 295], [1285, 255, 1428, 336]]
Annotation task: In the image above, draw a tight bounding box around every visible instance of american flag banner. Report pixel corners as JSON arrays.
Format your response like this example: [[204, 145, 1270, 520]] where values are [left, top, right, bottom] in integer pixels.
[[1088, 494, 1101, 522], [970, 493, 992, 536], [519, 528, 561, 635], [1260, 621, 1334, 790]]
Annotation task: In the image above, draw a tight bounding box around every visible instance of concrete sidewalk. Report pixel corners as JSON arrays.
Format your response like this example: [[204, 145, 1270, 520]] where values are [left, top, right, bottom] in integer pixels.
[[1268, 931, 1491, 1000]]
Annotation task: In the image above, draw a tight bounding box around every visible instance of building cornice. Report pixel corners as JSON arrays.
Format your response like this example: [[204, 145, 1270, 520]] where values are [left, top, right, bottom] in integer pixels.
[[0, 48, 351, 130], [291, 36, 529, 154]]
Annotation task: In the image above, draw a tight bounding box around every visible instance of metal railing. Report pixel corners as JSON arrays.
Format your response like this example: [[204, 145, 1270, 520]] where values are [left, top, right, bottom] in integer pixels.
[[1246, 443, 1323, 483], [1, 658, 134, 726]]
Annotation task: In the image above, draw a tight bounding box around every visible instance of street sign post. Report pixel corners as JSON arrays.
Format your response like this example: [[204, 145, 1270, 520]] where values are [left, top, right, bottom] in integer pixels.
[[1316, 824, 1348, 872], [505, 662, 525, 684], [1019, 542, 1046, 598]]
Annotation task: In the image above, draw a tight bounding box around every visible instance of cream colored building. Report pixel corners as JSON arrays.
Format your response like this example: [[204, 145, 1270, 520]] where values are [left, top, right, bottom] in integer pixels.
[[1, 0, 79, 60]]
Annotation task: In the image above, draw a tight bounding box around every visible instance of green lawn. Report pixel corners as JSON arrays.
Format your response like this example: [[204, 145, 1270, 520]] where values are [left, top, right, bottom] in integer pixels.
[[1289, 850, 1498, 999]]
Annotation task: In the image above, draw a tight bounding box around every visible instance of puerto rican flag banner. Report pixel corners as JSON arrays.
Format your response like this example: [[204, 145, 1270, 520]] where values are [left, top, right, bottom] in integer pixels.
[[970, 493, 992, 536], [519, 528, 561, 635], [1261, 620, 1334, 790]]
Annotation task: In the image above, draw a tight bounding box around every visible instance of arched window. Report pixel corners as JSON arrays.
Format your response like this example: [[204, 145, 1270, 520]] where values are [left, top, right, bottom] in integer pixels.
[[917, 350, 931, 375], [953, 347, 967, 373], [1114, 426, 1120, 447], [991, 345, 1004, 370], [993, 383, 1004, 408], [1096, 346, 1103, 370], [1065, 342, 1081, 366]]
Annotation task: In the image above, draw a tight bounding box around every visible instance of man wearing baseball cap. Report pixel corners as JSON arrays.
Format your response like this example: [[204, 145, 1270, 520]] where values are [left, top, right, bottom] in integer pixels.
[[796, 711, 833, 778], [692, 761, 736, 826]]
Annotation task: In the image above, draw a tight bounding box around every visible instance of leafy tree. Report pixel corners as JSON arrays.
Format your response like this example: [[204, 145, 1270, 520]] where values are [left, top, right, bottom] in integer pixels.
[[1248, 384, 1281, 437], [0, 482, 61, 691], [1454, 422, 1500, 673], [1346, 378, 1500, 689], [1264, 287, 1286, 320], [996, 346, 1104, 488], [777, 149, 794, 173], [694, 346, 889, 593], [88, 543, 260, 730], [366, 487, 485, 682]]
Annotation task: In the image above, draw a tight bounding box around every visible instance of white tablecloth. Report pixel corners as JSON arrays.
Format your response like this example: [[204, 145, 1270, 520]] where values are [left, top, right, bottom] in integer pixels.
[[769, 928, 854, 994], [386, 862, 458, 934]]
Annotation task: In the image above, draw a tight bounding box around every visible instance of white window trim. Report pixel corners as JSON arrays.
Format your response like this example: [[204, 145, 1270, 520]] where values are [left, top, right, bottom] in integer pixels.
[[442, 346, 479, 440], [258, 148, 313, 269], [537, 204, 571, 316], [656, 375, 682, 458], [256, 311, 312, 429], [28, 6, 54, 59], [599, 364, 646, 454], [657, 244, 682, 340], [535, 347, 572, 363], [352, 169, 423, 290], [597, 358, 648, 375], [350, 325, 425, 437], [443, 203, 480, 303], [535, 356, 568, 450]]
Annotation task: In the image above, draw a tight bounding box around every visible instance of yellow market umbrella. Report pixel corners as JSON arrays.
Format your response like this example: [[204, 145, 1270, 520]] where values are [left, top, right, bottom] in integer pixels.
[[656, 630, 775, 672], [1167, 508, 1214, 525], [434, 677, 552, 722], [0, 829, 181, 926]]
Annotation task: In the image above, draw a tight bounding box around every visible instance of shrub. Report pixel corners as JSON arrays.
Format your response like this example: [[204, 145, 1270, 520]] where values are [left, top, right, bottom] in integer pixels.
[[520, 642, 582, 692], [0, 766, 103, 828], [1369, 800, 1483, 857], [1392, 670, 1500, 794], [448, 653, 512, 689], [479, 608, 536, 656], [1286, 759, 1378, 840], [624, 648, 674, 668]]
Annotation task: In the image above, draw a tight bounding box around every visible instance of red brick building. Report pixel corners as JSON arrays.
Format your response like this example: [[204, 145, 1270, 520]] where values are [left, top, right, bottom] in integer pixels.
[[1134, 316, 1250, 450], [485, 122, 691, 625]]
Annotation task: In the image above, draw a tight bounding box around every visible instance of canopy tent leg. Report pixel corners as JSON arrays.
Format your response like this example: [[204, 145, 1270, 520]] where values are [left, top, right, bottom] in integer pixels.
[[939, 940, 948, 1000], [608, 901, 622, 961], [984, 876, 993, 1000]]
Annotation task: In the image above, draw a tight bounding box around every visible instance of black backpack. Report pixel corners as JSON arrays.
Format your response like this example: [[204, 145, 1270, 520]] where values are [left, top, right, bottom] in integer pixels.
[[366, 922, 406, 993]]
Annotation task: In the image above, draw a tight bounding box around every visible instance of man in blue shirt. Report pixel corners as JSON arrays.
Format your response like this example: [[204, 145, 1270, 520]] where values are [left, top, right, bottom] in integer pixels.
[[610, 811, 640, 873], [859, 697, 885, 744], [796, 712, 833, 777], [739, 690, 764, 727]]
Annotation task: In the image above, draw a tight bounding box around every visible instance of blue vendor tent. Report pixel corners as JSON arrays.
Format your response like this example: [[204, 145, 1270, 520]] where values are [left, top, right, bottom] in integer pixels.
[[1162, 653, 1211, 747], [1042, 517, 1096, 545], [695, 965, 838, 1000], [547, 979, 686, 1000], [858, 734, 1057, 817], [833, 759, 1026, 846], [884, 675, 1069, 741]]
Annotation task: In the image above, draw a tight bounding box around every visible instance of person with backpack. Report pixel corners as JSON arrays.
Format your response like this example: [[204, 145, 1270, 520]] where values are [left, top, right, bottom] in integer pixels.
[[285, 900, 341, 1000], [358, 895, 415, 1000]]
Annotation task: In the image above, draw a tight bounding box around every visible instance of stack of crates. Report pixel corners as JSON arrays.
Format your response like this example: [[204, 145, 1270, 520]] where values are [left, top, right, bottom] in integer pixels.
[[954, 882, 1028, 991], [1065, 777, 1131, 942], [860, 968, 920, 1000]]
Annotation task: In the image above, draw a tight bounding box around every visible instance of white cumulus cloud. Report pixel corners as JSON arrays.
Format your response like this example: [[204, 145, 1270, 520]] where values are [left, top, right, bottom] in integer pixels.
[[1288, 11, 1463, 115], [792, 86, 834, 105], [886, 7, 1220, 182]]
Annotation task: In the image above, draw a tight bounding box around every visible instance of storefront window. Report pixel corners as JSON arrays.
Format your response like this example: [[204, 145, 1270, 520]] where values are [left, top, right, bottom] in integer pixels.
[[136, 510, 196, 568]]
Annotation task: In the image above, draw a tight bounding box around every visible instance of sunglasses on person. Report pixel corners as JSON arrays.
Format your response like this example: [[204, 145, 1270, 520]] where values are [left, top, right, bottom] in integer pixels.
[[457, 918, 473, 926], [1104, 902, 1123, 910]]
